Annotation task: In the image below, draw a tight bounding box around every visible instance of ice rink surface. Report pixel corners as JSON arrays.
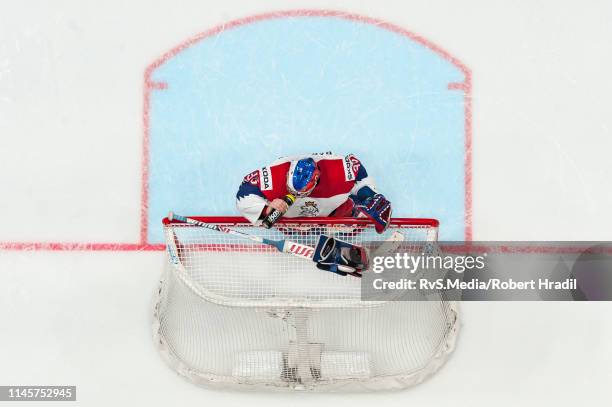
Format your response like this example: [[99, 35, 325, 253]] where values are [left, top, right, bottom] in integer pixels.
[[1, 0, 612, 405]]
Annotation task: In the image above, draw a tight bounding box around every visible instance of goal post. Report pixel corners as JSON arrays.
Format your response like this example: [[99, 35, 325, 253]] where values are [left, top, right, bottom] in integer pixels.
[[153, 216, 459, 391]]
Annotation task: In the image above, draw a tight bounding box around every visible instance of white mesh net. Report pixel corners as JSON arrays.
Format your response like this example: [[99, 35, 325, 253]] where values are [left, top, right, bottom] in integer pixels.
[[153, 217, 459, 391]]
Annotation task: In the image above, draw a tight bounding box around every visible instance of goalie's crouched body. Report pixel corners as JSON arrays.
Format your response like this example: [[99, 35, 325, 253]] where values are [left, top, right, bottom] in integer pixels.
[[235, 153, 392, 276], [236, 153, 392, 233]]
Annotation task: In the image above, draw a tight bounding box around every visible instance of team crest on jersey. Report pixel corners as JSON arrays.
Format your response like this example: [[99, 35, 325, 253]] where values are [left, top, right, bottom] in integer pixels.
[[259, 166, 273, 190], [343, 154, 361, 181], [299, 201, 320, 217], [243, 169, 260, 186]]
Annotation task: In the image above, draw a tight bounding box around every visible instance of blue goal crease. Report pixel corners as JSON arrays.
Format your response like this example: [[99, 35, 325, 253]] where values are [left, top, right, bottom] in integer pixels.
[[147, 17, 467, 243]]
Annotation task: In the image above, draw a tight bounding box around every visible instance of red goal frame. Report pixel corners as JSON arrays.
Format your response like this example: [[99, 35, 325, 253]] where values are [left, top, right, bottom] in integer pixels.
[[162, 216, 439, 228]]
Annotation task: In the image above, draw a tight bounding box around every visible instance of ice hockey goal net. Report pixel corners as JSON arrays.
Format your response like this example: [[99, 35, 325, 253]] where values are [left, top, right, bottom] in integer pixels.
[[153, 216, 459, 391]]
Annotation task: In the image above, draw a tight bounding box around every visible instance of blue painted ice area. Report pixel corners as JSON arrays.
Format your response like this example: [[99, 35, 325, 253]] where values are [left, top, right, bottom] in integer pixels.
[[148, 17, 467, 243]]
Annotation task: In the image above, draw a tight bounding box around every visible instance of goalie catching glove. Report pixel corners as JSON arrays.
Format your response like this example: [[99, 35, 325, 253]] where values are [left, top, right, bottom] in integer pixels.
[[312, 235, 369, 278], [356, 193, 392, 234]]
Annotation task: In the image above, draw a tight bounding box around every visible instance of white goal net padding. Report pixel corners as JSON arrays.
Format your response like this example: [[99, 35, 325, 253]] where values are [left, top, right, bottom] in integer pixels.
[[153, 216, 459, 391]]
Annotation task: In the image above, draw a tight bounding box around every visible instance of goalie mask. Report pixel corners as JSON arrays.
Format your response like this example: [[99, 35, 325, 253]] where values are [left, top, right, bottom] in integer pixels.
[[287, 158, 320, 197]]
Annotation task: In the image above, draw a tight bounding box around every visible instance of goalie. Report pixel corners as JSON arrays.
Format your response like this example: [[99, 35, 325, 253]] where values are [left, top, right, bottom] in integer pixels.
[[236, 152, 392, 232], [235, 153, 392, 276]]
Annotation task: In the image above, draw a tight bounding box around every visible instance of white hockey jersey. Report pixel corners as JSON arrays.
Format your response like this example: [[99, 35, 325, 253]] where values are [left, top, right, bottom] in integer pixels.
[[236, 152, 377, 225]]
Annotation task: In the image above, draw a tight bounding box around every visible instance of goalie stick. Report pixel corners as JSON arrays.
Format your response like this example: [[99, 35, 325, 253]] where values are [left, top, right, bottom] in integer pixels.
[[167, 213, 402, 278], [168, 212, 319, 262]]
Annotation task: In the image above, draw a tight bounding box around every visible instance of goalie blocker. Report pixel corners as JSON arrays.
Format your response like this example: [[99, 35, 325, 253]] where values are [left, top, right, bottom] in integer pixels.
[[312, 235, 369, 278]]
